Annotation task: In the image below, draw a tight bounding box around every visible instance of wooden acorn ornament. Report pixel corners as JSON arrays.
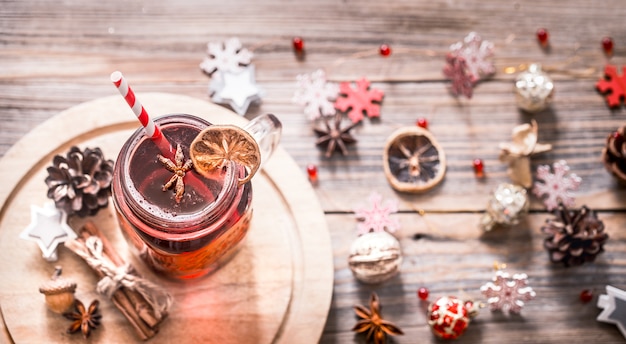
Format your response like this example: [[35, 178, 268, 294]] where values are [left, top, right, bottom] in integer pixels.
[[38, 266, 77, 314]]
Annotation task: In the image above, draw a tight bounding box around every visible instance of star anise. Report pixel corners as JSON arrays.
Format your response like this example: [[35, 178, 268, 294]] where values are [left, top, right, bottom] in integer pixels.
[[63, 299, 102, 339], [352, 292, 403, 344], [158, 144, 193, 203], [314, 112, 357, 157]]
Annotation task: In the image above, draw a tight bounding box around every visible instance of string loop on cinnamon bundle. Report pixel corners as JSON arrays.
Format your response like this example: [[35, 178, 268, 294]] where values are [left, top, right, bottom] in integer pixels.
[[68, 235, 173, 319], [64, 221, 173, 340]]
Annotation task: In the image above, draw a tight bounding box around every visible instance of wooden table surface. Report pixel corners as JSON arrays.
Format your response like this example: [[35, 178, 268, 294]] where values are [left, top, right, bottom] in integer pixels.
[[2, 1, 626, 343]]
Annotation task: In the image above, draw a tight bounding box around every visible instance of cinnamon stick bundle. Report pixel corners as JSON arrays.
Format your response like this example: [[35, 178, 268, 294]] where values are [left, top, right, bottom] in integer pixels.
[[65, 221, 173, 340]]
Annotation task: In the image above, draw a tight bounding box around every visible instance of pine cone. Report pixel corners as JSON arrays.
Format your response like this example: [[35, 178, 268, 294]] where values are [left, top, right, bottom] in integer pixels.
[[541, 203, 608, 267], [45, 146, 114, 217], [602, 126, 626, 183]]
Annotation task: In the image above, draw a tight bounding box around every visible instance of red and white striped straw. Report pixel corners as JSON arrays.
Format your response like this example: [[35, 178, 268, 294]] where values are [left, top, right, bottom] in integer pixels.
[[110, 71, 173, 157]]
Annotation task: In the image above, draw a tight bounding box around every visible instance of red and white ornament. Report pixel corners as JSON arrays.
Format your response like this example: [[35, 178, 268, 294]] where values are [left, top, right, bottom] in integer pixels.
[[427, 296, 477, 340]]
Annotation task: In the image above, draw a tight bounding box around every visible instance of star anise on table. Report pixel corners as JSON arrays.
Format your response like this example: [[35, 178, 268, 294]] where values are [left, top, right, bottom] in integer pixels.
[[158, 144, 193, 203], [352, 292, 403, 344], [63, 299, 102, 339], [314, 112, 357, 157]]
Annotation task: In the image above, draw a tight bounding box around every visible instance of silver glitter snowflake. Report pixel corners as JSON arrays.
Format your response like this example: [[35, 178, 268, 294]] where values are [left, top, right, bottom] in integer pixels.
[[480, 270, 536, 314], [353, 192, 400, 235], [449, 32, 495, 82], [532, 160, 582, 211], [292, 69, 339, 120], [200, 37, 253, 75]]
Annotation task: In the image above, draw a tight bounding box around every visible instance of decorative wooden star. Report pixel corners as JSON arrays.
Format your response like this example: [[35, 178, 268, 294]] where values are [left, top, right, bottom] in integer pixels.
[[209, 65, 263, 115], [19, 203, 77, 261], [597, 285, 626, 339]]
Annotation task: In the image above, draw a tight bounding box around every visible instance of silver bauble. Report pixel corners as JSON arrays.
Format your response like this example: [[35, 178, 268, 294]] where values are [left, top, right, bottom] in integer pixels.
[[480, 183, 529, 231], [514, 64, 554, 113], [348, 231, 402, 284]]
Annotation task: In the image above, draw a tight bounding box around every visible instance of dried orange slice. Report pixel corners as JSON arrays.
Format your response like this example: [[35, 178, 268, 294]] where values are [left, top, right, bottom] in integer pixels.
[[190, 125, 261, 185], [383, 126, 446, 193]]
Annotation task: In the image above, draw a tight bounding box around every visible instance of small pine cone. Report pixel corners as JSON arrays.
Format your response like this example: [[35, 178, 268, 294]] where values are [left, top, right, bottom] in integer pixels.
[[541, 203, 608, 267], [45, 146, 114, 217], [601, 126, 626, 183]]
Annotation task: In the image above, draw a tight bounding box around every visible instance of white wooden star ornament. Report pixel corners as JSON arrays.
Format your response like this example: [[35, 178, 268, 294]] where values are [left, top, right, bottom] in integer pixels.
[[209, 65, 263, 115], [597, 285, 626, 339], [19, 203, 77, 261]]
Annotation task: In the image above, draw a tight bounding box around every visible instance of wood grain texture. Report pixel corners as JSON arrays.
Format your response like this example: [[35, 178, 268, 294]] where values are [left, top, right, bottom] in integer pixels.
[[1, 0, 626, 342]]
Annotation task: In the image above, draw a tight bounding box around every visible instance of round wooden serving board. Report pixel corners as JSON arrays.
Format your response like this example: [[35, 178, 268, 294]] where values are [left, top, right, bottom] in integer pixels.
[[0, 93, 334, 343]]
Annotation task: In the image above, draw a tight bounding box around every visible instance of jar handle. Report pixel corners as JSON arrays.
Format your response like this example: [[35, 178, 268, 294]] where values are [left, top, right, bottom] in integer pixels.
[[243, 114, 282, 169]]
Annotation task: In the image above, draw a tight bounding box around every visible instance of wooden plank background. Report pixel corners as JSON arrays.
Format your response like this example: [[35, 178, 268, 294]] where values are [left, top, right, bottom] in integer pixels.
[[2, 0, 626, 343]]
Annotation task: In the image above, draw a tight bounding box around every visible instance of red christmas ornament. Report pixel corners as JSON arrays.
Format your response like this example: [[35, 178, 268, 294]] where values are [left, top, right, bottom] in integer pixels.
[[379, 44, 391, 57], [536, 28, 549, 46], [292, 37, 304, 52], [473, 158, 484, 178], [417, 287, 429, 300], [416, 118, 428, 129], [306, 164, 318, 182], [580, 289, 593, 303], [602, 37, 614, 55], [428, 296, 474, 340]]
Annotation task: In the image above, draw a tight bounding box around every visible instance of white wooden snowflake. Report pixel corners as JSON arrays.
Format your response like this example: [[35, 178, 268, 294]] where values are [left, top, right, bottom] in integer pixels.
[[200, 37, 253, 75], [480, 270, 536, 314], [449, 32, 495, 82], [292, 69, 339, 120], [532, 160, 582, 211], [353, 192, 400, 235]]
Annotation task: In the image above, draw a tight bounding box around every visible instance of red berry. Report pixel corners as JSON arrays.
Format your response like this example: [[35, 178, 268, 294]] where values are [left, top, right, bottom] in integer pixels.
[[417, 287, 429, 300], [306, 164, 318, 182], [293, 37, 304, 52], [536, 28, 549, 46], [379, 44, 391, 57], [472, 159, 484, 178], [416, 118, 428, 129], [580, 289, 593, 303], [602, 36, 614, 55]]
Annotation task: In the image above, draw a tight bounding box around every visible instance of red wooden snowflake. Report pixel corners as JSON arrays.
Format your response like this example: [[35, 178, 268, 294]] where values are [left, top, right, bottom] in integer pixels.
[[443, 54, 474, 99], [596, 64, 626, 108], [353, 192, 400, 235], [334, 78, 384, 124]]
